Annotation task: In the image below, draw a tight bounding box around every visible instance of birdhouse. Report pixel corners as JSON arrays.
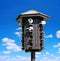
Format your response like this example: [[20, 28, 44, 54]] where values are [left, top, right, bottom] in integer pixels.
[[16, 10, 50, 52]]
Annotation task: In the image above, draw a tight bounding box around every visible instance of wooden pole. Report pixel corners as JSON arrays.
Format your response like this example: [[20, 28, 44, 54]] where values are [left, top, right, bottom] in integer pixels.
[[31, 51, 35, 61]]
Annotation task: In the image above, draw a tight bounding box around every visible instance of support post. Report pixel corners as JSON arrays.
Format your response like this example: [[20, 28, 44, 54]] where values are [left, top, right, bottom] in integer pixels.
[[31, 51, 35, 61]]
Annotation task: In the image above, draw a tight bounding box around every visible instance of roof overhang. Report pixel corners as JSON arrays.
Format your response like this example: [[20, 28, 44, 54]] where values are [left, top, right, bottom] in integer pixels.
[[16, 10, 50, 23]]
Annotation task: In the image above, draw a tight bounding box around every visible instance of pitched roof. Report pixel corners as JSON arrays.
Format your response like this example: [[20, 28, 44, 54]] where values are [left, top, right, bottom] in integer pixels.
[[16, 10, 50, 21], [21, 10, 48, 16], [21, 10, 40, 14]]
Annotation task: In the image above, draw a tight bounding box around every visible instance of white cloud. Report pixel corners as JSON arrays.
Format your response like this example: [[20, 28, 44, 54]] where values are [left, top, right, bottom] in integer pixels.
[[45, 52, 50, 55], [56, 30, 60, 38], [36, 52, 41, 55], [0, 56, 9, 61], [35, 52, 41, 58], [40, 56, 48, 61], [53, 43, 60, 48], [50, 54, 55, 57], [57, 48, 60, 54], [0, 55, 30, 61], [0, 52, 60, 61], [16, 27, 22, 30], [40, 56, 60, 61], [36, 55, 39, 58], [40, 52, 60, 61], [43, 52, 50, 57], [3, 51, 11, 54], [53, 43, 60, 54], [2, 37, 22, 52], [14, 32, 22, 36], [2, 37, 15, 43], [6, 45, 22, 52], [43, 52, 56, 58], [44, 34, 53, 38]]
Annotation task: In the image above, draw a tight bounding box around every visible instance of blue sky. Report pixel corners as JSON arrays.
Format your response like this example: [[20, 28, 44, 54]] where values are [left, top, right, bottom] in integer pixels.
[[0, 0, 60, 61]]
